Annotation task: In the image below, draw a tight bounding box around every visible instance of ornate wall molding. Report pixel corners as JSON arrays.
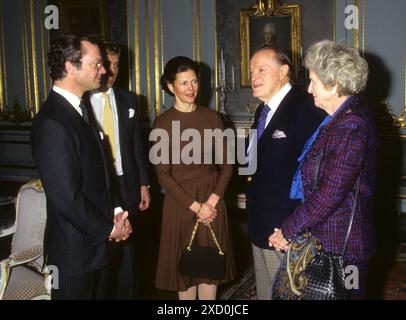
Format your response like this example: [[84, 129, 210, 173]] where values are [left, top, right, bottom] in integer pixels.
[[361, 0, 365, 55], [196, 0, 201, 63], [153, 0, 160, 117], [29, 0, 39, 114], [125, 0, 216, 122], [21, 0, 30, 108], [39, 0, 49, 102], [396, 55, 406, 127], [354, 0, 359, 50], [0, 0, 5, 109], [145, 0, 152, 119], [160, 0, 165, 107], [333, 0, 336, 42]]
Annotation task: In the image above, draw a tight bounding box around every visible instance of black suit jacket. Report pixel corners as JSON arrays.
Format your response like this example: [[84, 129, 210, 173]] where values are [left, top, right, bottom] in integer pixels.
[[84, 87, 150, 217], [246, 87, 326, 249], [31, 90, 114, 276]]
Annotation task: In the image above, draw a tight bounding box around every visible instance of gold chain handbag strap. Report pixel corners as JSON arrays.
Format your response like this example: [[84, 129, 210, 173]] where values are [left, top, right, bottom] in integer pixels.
[[186, 222, 224, 255]]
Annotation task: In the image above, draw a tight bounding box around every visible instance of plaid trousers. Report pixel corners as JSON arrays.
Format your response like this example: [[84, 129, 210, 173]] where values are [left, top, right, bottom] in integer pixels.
[[252, 244, 285, 300]]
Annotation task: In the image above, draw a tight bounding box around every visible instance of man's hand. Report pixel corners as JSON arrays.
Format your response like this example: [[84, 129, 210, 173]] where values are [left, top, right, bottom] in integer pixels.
[[109, 211, 132, 242], [139, 186, 151, 211]]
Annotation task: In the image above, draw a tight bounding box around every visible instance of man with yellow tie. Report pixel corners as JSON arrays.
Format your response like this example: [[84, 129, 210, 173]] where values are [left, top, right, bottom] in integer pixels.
[[86, 41, 151, 299]]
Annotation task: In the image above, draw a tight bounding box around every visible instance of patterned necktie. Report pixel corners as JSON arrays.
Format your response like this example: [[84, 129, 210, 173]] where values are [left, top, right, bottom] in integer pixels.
[[256, 104, 270, 141], [102, 92, 117, 163], [79, 101, 89, 124]]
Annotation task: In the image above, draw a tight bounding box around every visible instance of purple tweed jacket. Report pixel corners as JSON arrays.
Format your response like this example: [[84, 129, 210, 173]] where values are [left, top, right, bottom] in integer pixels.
[[281, 95, 378, 264]]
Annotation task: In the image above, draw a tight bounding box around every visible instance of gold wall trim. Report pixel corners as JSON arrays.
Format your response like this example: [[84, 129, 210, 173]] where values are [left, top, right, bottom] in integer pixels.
[[354, 0, 359, 49], [133, 0, 141, 95], [191, 0, 195, 61], [0, 3, 6, 107], [333, 0, 336, 42], [196, 0, 200, 63], [361, 0, 365, 55], [154, 0, 160, 116], [160, 0, 165, 106], [40, 0, 48, 102], [21, 0, 30, 107], [0, 0, 5, 108], [29, 0, 39, 114], [145, 0, 151, 118], [127, 0, 132, 91], [215, 18, 218, 112]]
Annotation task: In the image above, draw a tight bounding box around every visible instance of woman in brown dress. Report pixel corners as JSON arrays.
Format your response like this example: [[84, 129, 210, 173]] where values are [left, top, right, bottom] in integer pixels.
[[152, 56, 235, 299]]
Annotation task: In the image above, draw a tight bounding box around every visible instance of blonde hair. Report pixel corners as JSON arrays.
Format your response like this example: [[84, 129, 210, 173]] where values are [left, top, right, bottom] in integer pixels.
[[305, 40, 368, 96]]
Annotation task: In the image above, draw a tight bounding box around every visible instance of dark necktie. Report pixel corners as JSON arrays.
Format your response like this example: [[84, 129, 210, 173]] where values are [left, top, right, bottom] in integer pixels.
[[256, 104, 270, 141], [79, 101, 89, 124]]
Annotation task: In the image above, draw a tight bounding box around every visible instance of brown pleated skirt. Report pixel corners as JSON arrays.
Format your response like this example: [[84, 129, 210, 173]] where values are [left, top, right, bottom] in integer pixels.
[[154, 167, 235, 292]]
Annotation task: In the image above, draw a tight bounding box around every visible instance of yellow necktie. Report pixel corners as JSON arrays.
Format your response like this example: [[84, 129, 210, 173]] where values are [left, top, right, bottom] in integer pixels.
[[102, 92, 116, 163]]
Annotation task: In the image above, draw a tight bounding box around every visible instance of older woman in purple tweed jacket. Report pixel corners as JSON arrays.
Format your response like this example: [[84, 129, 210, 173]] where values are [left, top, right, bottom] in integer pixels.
[[269, 40, 378, 299]]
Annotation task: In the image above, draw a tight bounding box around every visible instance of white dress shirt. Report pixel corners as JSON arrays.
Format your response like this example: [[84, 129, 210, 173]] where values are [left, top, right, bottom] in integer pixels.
[[264, 82, 292, 127], [52, 85, 82, 114], [90, 88, 124, 176]]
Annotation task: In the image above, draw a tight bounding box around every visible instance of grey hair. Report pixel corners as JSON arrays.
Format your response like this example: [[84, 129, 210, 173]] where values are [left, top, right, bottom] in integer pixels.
[[304, 40, 368, 96]]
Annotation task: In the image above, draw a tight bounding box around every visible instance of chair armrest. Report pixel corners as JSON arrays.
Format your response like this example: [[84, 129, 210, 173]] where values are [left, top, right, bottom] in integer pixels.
[[0, 224, 17, 238], [0, 261, 10, 299], [8, 245, 43, 268], [0, 245, 43, 299]]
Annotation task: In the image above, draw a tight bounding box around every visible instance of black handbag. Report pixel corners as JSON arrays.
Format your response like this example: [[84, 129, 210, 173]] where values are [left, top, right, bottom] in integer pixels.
[[179, 222, 226, 280], [272, 162, 362, 300]]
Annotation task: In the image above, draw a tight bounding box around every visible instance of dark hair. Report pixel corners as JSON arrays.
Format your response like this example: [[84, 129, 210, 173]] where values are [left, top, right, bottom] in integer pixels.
[[103, 41, 121, 56], [160, 56, 199, 96], [47, 34, 98, 81], [252, 45, 294, 82]]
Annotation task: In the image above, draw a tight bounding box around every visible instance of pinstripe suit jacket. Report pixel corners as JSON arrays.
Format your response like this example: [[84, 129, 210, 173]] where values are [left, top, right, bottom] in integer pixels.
[[31, 90, 114, 276], [281, 95, 378, 264]]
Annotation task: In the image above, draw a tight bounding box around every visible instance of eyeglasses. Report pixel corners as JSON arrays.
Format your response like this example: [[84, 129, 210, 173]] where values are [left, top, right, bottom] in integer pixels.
[[81, 59, 103, 70]]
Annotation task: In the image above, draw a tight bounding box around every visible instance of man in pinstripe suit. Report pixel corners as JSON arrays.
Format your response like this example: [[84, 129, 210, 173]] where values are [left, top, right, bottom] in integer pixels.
[[31, 34, 132, 300]]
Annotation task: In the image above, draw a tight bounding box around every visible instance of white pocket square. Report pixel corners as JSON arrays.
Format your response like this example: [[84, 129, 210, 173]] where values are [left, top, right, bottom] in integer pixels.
[[129, 108, 135, 118], [272, 130, 287, 139], [99, 131, 104, 140]]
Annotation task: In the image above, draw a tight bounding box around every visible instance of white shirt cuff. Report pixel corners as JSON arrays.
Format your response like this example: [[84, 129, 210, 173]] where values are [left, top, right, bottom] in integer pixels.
[[114, 207, 124, 215]]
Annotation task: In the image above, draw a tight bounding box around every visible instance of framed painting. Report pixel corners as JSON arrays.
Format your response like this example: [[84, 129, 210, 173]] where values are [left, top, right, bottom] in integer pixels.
[[59, 0, 107, 38], [240, 0, 301, 86]]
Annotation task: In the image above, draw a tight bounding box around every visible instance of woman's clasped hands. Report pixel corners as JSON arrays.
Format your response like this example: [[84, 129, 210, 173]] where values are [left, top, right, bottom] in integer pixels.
[[268, 228, 290, 252]]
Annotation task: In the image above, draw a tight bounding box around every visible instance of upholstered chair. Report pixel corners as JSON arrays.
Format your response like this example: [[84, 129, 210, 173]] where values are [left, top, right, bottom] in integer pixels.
[[0, 179, 50, 300]]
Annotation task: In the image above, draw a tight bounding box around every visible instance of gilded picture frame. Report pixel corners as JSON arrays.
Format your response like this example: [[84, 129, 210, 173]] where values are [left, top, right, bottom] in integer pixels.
[[59, 0, 107, 38], [240, 0, 301, 87]]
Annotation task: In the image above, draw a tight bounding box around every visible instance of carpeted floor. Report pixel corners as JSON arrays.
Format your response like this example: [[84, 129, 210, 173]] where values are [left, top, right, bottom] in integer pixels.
[[220, 265, 256, 300], [383, 242, 406, 300]]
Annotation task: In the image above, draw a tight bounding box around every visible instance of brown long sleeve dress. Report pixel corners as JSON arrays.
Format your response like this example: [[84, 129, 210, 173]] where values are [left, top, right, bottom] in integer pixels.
[[153, 106, 235, 292]]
